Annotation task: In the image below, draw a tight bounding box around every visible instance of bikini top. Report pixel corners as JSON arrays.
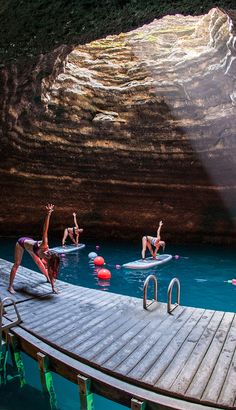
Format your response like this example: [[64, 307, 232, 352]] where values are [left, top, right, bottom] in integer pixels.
[[18, 237, 41, 256], [33, 241, 41, 256], [151, 237, 160, 247]]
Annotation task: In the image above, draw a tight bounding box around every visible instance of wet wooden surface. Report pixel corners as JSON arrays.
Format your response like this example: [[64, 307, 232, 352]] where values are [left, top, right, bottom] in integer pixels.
[[1, 258, 235, 409]]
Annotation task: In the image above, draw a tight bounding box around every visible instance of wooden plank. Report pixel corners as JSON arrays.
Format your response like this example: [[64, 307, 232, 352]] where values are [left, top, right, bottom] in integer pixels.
[[215, 321, 236, 408], [0, 261, 69, 299], [39, 294, 126, 343], [127, 308, 195, 380], [0, 263, 40, 302], [75, 315, 149, 361], [27, 299, 171, 360], [4, 289, 78, 331], [52, 301, 133, 349], [5, 285, 79, 319], [5, 283, 112, 329], [156, 309, 214, 390], [141, 308, 205, 386], [186, 312, 234, 399], [104, 307, 185, 373], [113, 307, 186, 377], [170, 310, 225, 395], [1, 259, 236, 409], [38, 293, 147, 347], [20, 299, 116, 341], [23, 288, 112, 329], [88, 309, 172, 365], [202, 315, 236, 405], [1, 265, 48, 290], [2, 316, 218, 410]]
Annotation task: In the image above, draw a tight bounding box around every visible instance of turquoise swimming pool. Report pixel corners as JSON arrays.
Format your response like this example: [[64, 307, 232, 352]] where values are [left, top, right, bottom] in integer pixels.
[[0, 237, 236, 410], [1, 237, 236, 312]]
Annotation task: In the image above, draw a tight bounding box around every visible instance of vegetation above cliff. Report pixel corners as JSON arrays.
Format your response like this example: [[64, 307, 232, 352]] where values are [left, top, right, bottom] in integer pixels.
[[0, 0, 235, 64]]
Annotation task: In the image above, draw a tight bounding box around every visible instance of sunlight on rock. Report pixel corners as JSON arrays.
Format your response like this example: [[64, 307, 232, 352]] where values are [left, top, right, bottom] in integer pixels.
[[1, 8, 236, 242]]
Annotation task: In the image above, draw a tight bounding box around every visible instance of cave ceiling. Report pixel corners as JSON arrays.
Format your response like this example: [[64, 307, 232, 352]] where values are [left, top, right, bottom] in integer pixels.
[[0, 2, 236, 243]]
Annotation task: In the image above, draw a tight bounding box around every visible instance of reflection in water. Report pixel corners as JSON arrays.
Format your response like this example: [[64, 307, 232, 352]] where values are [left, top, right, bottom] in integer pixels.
[[89, 263, 111, 291], [60, 253, 69, 268]]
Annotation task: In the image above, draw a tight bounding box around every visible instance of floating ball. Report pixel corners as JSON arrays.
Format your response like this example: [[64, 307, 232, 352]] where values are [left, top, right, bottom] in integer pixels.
[[115, 264, 121, 269], [232, 279, 236, 285], [88, 252, 97, 259], [94, 256, 105, 266], [175, 255, 180, 260], [98, 268, 111, 280], [96, 245, 100, 250]]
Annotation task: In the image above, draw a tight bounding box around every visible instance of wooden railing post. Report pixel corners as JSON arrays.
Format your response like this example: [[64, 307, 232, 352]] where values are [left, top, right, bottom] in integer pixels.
[[37, 352, 58, 410], [0, 339, 8, 385], [8, 332, 26, 387], [131, 398, 146, 409], [77, 374, 94, 410]]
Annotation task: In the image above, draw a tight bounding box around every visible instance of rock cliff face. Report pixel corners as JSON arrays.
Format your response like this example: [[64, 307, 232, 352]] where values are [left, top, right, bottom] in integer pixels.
[[1, 8, 236, 243]]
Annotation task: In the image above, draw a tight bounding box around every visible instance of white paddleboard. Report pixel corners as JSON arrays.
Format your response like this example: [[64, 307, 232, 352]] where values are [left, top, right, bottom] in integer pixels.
[[50, 244, 85, 254], [122, 254, 172, 269]]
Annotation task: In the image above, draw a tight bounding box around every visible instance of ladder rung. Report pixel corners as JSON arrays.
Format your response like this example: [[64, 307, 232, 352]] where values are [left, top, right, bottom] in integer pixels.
[[1, 340, 6, 347]]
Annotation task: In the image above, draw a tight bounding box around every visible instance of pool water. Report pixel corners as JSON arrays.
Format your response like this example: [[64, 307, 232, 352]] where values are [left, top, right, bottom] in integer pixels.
[[0, 237, 236, 409], [58, 241, 236, 313], [0, 353, 125, 410], [1, 237, 235, 312]]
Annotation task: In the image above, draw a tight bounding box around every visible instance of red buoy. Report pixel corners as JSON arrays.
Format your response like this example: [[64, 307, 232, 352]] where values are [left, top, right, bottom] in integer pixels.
[[93, 256, 105, 266], [97, 268, 111, 280]]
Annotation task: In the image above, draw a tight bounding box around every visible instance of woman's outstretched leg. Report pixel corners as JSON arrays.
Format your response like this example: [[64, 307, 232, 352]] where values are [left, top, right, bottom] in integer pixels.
[[142, 236, 147, 259], [8, 243, 24, 294], [62, 229, 68, 246]]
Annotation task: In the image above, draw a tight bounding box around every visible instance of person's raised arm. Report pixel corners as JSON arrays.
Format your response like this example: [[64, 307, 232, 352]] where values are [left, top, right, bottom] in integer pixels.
[[41, 204, 54, 248], [156, 220, 163, 240], [73, 212, 78, 229]]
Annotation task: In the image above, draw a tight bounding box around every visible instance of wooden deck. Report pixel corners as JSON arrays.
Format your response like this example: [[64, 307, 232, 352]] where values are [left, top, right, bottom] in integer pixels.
[[1, 258, 236, 409]]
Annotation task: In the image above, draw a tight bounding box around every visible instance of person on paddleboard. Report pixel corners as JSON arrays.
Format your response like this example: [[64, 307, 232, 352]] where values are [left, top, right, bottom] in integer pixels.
[[62, 212, 83, 246], [141, 220, 165, 259]]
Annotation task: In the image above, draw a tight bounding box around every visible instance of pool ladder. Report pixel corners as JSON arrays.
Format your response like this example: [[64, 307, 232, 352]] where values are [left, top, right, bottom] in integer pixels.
[[143, 275, 180, 313], [0, 297, 23, 386], [0, 296, 22, 332]]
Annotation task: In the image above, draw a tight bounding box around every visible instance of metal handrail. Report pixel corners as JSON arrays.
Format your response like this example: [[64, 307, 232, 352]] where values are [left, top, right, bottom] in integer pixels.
[[0, 297, 22, 332], [143, 275, 158, 310], [167, 278, 180, 313]]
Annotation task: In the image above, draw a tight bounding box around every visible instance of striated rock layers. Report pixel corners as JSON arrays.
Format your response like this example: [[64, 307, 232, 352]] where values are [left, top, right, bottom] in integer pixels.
[[1, 8, 236, 243]]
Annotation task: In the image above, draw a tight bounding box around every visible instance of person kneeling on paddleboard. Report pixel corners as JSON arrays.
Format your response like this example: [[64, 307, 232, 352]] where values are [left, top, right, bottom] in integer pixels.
[[141, 220, 166, 259], [62, 212, 83, 246]]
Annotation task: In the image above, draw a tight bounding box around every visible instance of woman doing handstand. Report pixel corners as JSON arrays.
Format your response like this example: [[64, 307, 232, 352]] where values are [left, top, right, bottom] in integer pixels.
[[141, 220, 165, 259], [62, 212, 83, 246], [8, 204, 60, 294]]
